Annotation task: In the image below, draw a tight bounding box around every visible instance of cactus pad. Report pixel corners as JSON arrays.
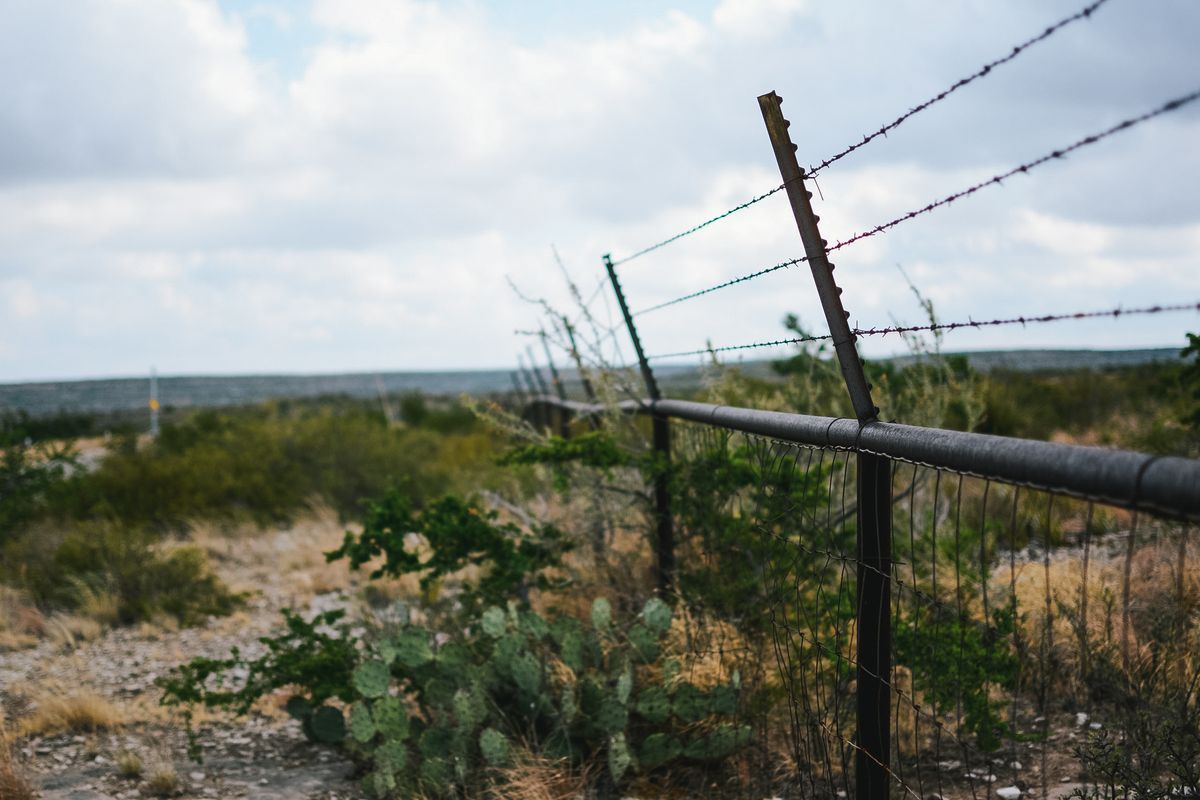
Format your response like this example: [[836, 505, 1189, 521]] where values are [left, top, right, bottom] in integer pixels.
[[590, 598, 612, 632], [386, 628, 433, 669], [607, 733, 633, 782], [639, 732, 682, 770], [634, 686, 671, 725], [481, 606, 507, 638], [375, 738, 408, 776], [479, 727, 510, 766], [672, 683, 707, 723], [372, 696, 411, 740], [639, 597, 672, 635], [310, 705, 346, 744], [353, 660, 391, 699], [349, 701, 376, 743], [285, 695, 313, 721]]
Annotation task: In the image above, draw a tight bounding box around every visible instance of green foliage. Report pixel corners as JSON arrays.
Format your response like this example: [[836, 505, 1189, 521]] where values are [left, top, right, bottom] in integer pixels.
[[1181, 332, 1200, 432], [894, 597, 1021, 751], [499, 430, 631, 492], [325, 491, 572, 612], [0, 436, 75, 541], [2, 520, 240, 625], [161, 597, 751, 797]]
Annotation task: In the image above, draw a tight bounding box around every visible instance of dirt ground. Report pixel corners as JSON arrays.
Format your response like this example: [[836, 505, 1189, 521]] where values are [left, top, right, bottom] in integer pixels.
[[0, 514, 369, 800]]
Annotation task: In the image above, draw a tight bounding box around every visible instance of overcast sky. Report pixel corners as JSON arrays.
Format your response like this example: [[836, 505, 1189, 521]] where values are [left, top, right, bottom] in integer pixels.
[[1, 0, 1198, 382]]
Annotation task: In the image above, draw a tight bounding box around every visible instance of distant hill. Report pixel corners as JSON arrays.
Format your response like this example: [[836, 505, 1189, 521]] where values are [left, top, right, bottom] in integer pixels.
[[0, 349, 1180, 417]]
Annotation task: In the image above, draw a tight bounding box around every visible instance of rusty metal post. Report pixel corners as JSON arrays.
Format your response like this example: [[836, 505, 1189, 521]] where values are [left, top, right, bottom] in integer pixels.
[[517, 354, 543, 428], [540, 330, 571, 438], [562, 314, 597, 403], [759, 90, 891, 799], [604, 254, 675, 596]]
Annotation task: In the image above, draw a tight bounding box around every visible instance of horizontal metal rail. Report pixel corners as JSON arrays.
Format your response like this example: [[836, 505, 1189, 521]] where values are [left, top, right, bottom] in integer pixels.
[[524, 395, 1200, 523]]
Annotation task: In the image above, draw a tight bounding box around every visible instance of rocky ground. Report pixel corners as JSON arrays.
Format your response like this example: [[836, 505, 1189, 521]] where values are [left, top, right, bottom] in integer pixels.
[[0, 516, 369, 800]]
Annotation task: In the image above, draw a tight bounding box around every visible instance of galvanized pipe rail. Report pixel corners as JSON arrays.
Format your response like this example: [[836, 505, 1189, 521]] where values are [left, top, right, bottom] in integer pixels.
[[524, 395, 1200, 523]]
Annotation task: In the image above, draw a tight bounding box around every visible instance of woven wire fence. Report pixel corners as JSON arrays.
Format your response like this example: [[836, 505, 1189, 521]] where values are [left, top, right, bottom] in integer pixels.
[[665, 419, 1198, 799]]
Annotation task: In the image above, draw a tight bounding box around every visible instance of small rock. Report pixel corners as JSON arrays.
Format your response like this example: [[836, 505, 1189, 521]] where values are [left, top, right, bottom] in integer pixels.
[[1011, 761, 1022, 770], [1075, 712, 1089, 727], [190, 771, 206, 781], [1089, 722, 1102, 730], [997, 787, 1022, 800], [259, 778, 269, 785]]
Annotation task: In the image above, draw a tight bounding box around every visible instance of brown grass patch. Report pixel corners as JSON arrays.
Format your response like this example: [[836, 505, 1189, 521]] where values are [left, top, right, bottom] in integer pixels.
[[18, 691, 124, 737], [0, 586, 43, 652], [489, 747, 586, 800], [0, 746, 36, 800]]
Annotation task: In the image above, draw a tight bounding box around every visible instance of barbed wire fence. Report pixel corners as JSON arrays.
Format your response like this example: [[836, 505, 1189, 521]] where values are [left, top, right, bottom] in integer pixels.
[[511, 1, 1200, 796]]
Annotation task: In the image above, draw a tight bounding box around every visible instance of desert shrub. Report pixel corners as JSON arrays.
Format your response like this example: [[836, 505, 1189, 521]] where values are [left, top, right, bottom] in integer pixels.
[[0, 435, 75, 544], [326, 491, 572, 613], [2, 520, 239, 625]]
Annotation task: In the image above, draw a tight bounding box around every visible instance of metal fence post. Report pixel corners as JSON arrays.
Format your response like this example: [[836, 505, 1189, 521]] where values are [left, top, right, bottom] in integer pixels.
[[517, 354, 543, 428], [604, 254, 676, 596], [562, 314, 598, 404], [509, 371, 527, 409], [758, 90, 891, 798], [540, 330, 571, 438]]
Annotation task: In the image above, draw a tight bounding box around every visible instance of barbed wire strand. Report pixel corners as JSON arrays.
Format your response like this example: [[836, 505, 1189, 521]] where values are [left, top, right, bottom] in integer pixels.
[[605, 0, 1111, 270], [633, 257, 808, 317], [806, 0, 1112, 177], [646, 301, 1200, 361], [827, 88, 1200, 253], [609, 183, 790, 268], [636, 88, 1200, 318]]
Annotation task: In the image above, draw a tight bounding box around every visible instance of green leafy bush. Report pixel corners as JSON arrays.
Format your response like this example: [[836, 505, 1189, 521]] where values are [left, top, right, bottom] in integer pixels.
[[326, 491, 572, 612]]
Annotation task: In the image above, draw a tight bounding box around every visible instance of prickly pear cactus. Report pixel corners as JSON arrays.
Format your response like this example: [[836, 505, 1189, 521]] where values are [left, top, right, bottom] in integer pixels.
[[608, 732, 633, 782], [372, 695, 410, 740], [639, 732, 682, 770], [591, 598, 612, 632], [384, 628, 433, 669], [479, 728, 509, 766], [309, 705, 346, 744], [353, 660, 391, 699], [349, 701, 376, 743], [285, 695, 313, 721], [639, 597, 672, 635], [481, 606, 507, 638], [634, 686, 671, 724]]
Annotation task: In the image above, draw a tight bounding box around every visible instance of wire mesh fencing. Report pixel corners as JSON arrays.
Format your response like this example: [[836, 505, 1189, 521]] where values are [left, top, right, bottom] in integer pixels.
[[655, 418, 1200, 799]]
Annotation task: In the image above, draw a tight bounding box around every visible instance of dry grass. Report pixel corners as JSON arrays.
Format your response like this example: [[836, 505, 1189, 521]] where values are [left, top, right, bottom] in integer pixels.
[[489, 747, 586, 800], [114, 749, 144, 779], [0, 746, 35, 800], [0, 586, 43, 652], [142, 757, 180, 797], [18, 691, 124, 737], [44, 612, 105, 650]]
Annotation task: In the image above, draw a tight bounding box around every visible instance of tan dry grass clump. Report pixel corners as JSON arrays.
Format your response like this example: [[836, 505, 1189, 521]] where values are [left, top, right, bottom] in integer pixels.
[[0, 746, 36, 800], [0, 586, 43, 652], [142, 757, 180, 798], [18, 691, 124, 737], [489, 747, 587, 800]]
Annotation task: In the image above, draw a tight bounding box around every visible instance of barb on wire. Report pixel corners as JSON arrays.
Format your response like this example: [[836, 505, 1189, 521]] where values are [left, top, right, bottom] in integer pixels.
[[829, 88, 1200, 253], [609, 184, 790, 268], [853, 301, 1200, 339], [646, 301, 1200, 361], [634, 257, 808, 317], [807, 0, 1112, 177]]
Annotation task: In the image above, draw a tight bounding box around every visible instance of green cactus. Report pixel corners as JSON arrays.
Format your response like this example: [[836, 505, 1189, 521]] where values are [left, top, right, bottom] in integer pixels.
[[481, 606, 506, 638], [616, 666, 633, 705], [419, 724, 453, 760], [452, 688, 487, 731], [707, 684, 738, 716], [634, 686, 671, 724], [385, 628, 433, 670], [518, 610, 549, 641], [353, 660, 391, 699], [309, 705, 346, 744], [349, 701, 377, 743], [375, 738, 408, 776], [639, 597, 672, 635], [285, 695, 313, 721], [608, 733, 633, 782], [372, 696, 411, 740], [558, 628, 584, 673], [364, 768, 396, 798], [639, 733, 682, 770], [672, 683, 707, 723], [682, 724, 754, 760], [627, 623, 660, 662], [591, 598, 612, 632], [479, 728, 509, 766], [419, 757, 453, 794]]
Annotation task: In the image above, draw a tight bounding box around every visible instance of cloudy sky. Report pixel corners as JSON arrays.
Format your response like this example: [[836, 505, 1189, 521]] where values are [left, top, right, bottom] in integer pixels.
[[1, 0, 1198, 382]]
